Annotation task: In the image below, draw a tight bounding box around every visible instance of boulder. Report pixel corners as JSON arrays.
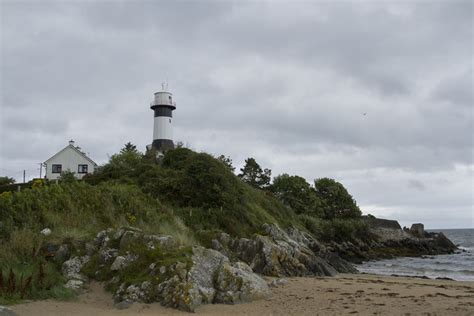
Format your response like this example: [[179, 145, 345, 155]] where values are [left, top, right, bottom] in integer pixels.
[[215, 261, 270, 304], [188, 247, 229, 303], [156, 246, 272, 312]]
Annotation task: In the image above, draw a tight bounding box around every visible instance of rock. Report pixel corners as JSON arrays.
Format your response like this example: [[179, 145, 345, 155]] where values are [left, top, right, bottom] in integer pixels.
[[213, 224, 342, 277], [156, 246, 272, 312], [145, 235, 175, 250], [188, 247, 229, 304], [54, 244, 70, 263], [159, 265, 166, 274], [62, 256, 90, 282], [119, 231, 141, 250], [110, 256, 127, 271], [85, 242, 97, 256], [64, 279, 85, 290], [157, 275, 201, 312], [96, 230, 112, 248], [323, 252, 358, 273], [215, 261, 270, 304], [410, 223, 425, 237], [0, 306, 17, 316], [433, 232, 457, 251], [40, 228, 51, 236], [114, 300, 133, 310], [99, 248, 118, 264], [111, 253, 138, 271], [269, 278, 288, 287]]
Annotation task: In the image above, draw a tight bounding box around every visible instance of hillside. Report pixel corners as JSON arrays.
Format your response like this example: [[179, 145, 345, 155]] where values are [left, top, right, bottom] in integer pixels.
[[0, 146, 457, 311]]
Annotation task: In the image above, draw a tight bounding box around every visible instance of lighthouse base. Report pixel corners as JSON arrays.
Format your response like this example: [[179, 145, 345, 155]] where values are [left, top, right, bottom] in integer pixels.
[[152, 139, 175, 152]]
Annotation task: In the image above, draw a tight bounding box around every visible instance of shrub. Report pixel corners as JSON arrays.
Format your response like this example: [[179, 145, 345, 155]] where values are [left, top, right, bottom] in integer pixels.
[[314, 178, 361, 219]]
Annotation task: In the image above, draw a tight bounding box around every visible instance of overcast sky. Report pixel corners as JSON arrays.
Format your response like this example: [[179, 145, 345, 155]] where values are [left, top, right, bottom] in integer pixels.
[[1, 0, 472, 229]]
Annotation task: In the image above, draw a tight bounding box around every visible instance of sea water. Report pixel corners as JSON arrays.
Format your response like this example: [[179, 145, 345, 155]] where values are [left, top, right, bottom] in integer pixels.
[[356, 229, 474, 281]]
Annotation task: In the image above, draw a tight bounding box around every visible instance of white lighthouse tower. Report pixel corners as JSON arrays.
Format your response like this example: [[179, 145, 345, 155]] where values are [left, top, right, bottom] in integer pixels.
[[149, 85, 176, 153]]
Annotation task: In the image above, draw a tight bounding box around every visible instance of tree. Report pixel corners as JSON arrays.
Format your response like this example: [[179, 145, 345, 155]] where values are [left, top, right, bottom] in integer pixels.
[[271, 174, 322, 216], [238, 158, 271, 189], [217, 155, 235, 172], [314, 178, 361, 219], [110, 142, 143, 170], [0, 176, 15, 186], [120, 142, 138, 155]]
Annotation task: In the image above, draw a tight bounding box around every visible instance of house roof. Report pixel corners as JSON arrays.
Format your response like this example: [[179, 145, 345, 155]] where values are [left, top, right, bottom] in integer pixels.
[[44, 143, 98, 166]]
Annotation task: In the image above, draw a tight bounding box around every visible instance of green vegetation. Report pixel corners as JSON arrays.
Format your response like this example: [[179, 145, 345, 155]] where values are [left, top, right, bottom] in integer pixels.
[[238, 157, 271, 189], [0, 143, 367, 303], [314, 178, 362, 219], [271, 174, 322, 217], [0, 176, 15, 186]]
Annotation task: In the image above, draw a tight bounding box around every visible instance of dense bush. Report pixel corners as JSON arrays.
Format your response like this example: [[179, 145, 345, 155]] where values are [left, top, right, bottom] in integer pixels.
[[314, 178, 361, 219], [271, 174, 322, 217]]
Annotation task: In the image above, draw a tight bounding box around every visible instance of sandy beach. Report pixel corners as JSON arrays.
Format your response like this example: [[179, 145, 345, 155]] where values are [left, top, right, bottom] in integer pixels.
[[10, 274, 474, 316]]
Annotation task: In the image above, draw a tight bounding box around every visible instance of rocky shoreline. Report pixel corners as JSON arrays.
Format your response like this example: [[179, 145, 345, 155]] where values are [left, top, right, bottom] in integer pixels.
[[53, 218, 457, 312]]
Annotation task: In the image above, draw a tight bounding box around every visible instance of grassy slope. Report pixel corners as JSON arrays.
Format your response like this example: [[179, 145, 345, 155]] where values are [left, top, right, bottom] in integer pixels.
[[0, 148, 367, 303]]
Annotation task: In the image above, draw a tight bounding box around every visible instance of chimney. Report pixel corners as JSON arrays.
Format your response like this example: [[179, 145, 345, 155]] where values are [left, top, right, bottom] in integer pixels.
[[69, 139, 75, 146]]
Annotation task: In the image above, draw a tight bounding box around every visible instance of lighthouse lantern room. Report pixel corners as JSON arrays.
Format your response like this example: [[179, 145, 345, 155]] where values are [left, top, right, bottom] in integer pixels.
[[149, 85, 176, 153]]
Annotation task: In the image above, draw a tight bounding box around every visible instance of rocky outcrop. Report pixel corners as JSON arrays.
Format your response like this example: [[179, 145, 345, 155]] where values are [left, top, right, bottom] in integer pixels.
[[337, 219, 458, 262], [53, 220, 456, 313], [211, 223, 355, 277], [154, 247, 269, 312], [77, 227, 270, 312]]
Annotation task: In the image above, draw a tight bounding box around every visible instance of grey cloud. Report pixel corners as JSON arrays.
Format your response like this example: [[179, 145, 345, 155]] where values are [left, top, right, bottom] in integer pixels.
[[0, 0, 472, 228]]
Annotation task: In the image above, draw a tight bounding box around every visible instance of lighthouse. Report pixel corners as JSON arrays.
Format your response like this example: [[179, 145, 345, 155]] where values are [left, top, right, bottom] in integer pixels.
[[149, 86, 176, 153]]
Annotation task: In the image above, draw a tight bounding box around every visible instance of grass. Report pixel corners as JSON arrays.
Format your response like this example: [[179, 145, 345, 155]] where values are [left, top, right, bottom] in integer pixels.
[[0, 260, 76, 305]]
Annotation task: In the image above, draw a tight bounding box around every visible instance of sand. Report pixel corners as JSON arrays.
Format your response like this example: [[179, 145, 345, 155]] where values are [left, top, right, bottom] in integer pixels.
[[11, 274, 474, 316]]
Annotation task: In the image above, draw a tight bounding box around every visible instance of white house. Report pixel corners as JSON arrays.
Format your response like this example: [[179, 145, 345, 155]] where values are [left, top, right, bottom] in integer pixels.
[[43, 140, 97, 180]]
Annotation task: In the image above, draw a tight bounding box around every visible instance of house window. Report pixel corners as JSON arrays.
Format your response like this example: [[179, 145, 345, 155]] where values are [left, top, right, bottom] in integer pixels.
[[78, 164, 88, 174], [52, 164, 62, 173]]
